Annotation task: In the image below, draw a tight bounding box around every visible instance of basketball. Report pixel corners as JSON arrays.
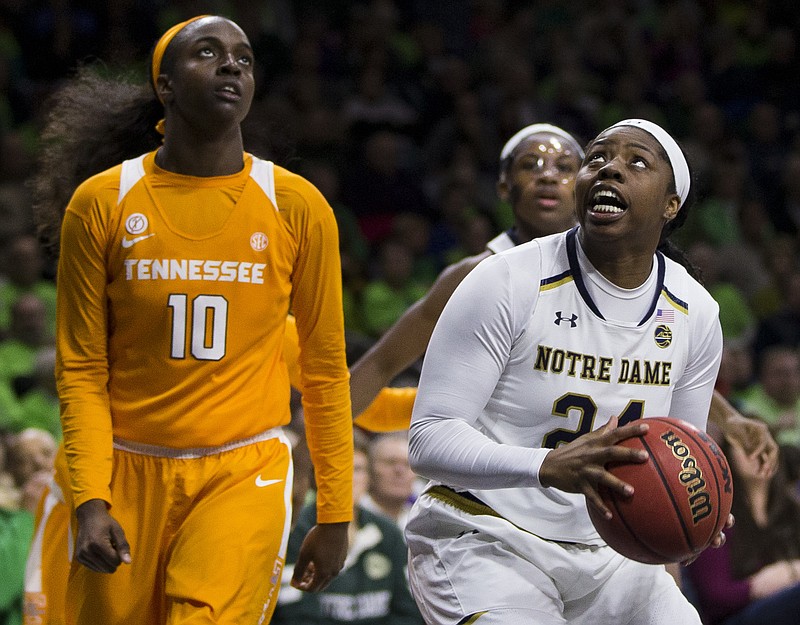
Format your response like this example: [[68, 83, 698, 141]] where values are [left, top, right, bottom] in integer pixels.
[[588, 417, 733, 565]]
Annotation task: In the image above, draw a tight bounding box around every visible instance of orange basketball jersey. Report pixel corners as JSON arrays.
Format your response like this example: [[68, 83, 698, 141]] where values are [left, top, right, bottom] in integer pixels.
[[56, 152, 352, 521]]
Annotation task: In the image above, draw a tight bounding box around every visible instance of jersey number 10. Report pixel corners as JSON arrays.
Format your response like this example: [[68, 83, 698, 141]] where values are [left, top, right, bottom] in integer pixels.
[[167, 293, 228, 361]]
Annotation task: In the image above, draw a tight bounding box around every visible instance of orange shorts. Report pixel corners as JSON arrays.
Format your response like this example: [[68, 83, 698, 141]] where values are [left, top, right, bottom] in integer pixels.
[[24, 481, 70, 625], [65, 429, 294, 625]]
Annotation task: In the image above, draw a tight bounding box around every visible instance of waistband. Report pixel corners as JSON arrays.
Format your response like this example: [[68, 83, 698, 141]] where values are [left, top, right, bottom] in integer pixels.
[[113, 427, 285, 459]]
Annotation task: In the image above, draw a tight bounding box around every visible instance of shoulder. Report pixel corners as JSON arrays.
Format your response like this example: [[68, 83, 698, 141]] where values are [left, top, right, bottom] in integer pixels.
[[70, 163, 124, 206], [663, 256, 720, 317]]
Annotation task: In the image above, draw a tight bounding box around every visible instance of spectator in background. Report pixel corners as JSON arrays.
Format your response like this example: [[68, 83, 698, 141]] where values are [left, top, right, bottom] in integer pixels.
[[390, 212, 438, 287], [738, 346, 800, 447], [360, 431, 419, 532], [0, 234, 56, 339], [775, 149, 800, 235], [360, 237, 428, 338], [717, 343, 756, 402], [341, 130, 430, 244], [0, 294, 53, 435], [752, 270, 800, 361], [12, 346, 60, 442], [273, 429, 424, 625], [4, 428, 56, 509], [686, 437, 800, 625], [687, 240, 757, 347], [0, 429, 34, 625], [748, 235, 798, 321]]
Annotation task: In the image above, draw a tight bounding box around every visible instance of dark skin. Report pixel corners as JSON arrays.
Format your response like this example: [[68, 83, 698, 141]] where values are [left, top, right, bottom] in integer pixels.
[[73, 16, 348, 593]]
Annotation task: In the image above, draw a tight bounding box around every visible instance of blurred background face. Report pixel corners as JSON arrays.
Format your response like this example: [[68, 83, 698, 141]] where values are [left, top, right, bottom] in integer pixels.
[[499, 131, 581, 239], [368, 435, 416, 506], [353, 448, 369, 504], [760, 349, 800, 405], [7, 428, 57, 487]]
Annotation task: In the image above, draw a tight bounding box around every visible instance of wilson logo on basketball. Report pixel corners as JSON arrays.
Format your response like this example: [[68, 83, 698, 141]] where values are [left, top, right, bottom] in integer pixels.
[[660, 430, 712, 524]]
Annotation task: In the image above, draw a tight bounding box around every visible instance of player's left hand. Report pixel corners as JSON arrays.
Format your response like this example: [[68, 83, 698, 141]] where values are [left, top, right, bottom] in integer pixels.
[[290, 521, 349, 592]]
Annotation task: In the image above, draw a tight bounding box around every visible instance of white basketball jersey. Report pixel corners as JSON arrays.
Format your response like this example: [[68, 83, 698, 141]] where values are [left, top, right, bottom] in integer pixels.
[[410, 227, 722, 543]]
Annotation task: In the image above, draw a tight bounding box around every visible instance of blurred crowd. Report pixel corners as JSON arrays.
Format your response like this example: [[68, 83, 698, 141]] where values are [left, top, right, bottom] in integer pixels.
[[2, 1, 800, 624]]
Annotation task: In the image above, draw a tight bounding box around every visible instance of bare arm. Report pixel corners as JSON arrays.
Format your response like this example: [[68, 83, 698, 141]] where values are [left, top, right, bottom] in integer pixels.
[[349, 254, 486, 415], [708, 389, 779, 478]]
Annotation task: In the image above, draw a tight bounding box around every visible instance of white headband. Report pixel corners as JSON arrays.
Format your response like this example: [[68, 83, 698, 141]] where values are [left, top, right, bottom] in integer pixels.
[[500, 123, 585, 162], [608, 119, 690, 207]]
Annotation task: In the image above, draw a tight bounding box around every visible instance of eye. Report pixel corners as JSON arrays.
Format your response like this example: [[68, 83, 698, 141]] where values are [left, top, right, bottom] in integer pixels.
[[198, 47, 215, 58], [557, 160, 579, 174], [631, 156, 648, 169], [238, 54, 253, 66], [587, 152, 605, 164]]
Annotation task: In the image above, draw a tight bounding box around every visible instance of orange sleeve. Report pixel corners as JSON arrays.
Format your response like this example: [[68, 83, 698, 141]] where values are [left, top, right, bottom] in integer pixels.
[[354, 387, 417, 433], [282, 315, 302, 391], [55, 173, 118, 509], [276, 168, 353, 524]]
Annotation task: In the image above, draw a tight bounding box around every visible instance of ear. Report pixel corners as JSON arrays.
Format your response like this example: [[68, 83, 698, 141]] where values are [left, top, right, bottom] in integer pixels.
[[155, 74, 173, 103], [496, 175, 509, 202], [663, 195, 681, 221]]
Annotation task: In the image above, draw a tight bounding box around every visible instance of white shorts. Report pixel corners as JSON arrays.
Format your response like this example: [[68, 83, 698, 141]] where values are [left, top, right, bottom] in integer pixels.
[[405, 486, 701, 625]]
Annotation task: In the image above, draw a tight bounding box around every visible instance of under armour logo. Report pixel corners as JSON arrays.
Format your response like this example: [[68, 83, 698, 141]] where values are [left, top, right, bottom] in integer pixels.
[[554, 311, 578, 327]]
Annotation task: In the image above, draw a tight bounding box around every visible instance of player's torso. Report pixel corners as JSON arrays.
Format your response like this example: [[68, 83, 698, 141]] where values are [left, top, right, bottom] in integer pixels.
[[476, 230, 694, 541], [102, 154, 296, 443]]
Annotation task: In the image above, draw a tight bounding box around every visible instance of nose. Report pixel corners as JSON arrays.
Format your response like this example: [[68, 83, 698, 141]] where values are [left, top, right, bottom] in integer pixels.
[[598, 156, 623, 180], [218, 52, 241, 74], [533, 158, 560, 183]]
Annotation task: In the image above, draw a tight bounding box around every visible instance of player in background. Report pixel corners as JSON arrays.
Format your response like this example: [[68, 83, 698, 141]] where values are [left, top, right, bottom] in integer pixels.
[[404, 119, 727, 624], [40, 15, 352, 624], [349, 124, 778, 470]]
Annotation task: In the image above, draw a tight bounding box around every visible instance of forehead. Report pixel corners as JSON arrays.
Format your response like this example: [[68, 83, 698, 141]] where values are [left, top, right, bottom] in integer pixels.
[[514, 133, 580, 159], [592, 126, 662, 155], [172, 17, 250, 50]]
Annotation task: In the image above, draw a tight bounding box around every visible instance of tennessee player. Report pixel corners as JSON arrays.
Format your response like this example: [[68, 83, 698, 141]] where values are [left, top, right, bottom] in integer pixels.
[[37, 15, 352, 625], [23, 316, 410, 625]]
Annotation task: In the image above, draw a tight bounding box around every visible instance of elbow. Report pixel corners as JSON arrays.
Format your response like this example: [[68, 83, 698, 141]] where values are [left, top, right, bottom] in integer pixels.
[[407, 423, 424, 473]]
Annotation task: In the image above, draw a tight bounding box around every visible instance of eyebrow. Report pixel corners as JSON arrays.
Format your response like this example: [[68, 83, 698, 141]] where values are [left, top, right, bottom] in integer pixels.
[[592, 138, 658, 157], [193, 36, 253, 52]]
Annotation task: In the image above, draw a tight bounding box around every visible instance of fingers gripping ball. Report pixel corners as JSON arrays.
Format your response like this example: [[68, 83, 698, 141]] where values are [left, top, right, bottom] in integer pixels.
[[588, 417, 733, 564]]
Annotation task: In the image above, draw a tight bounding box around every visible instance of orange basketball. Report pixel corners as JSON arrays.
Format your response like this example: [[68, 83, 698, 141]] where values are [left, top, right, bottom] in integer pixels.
[[588, 417, 733, 564]]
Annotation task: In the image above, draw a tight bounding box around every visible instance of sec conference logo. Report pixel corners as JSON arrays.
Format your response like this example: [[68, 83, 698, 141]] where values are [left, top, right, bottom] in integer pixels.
[[250, 232, 269, 251], [125, 213, 149, 234], [654, 324, 672, 348]]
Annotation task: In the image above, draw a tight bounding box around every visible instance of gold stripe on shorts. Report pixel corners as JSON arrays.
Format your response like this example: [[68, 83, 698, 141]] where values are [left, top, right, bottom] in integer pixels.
[[426, 485, 501, 518]]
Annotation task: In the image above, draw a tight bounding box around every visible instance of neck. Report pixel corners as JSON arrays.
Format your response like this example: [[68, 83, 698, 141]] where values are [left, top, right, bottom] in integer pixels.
[[157, 127, 245, 177], [579, 230, 656, 289]]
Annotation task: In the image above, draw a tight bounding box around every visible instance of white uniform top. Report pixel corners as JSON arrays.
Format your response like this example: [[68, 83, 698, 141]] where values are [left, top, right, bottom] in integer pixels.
[[408, 227, 723, 544]]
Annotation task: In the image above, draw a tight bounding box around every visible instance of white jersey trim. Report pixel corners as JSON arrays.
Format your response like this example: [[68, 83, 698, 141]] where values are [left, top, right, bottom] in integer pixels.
[[249, 157, 278, 210], [118, 154, 146, 204]]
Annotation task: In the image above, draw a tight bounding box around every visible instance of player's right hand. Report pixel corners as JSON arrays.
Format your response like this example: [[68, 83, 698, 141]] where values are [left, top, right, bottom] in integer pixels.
[[75, 498, 132, 573], [538, 415, 649, 519]]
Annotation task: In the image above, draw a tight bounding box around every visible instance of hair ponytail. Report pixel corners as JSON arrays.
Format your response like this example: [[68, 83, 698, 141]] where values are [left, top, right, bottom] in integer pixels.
[[30, 64, 163, 258]]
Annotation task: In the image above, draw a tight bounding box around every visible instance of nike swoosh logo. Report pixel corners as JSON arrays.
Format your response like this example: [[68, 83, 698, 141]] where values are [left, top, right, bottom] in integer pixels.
[[255, 476, 283, 488], [121, 233, 155, 248]]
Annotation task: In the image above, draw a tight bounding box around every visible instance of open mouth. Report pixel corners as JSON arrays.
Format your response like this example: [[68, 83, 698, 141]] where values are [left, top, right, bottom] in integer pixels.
[[215, 84, 241, 100], [589, 188, 627, 215]]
